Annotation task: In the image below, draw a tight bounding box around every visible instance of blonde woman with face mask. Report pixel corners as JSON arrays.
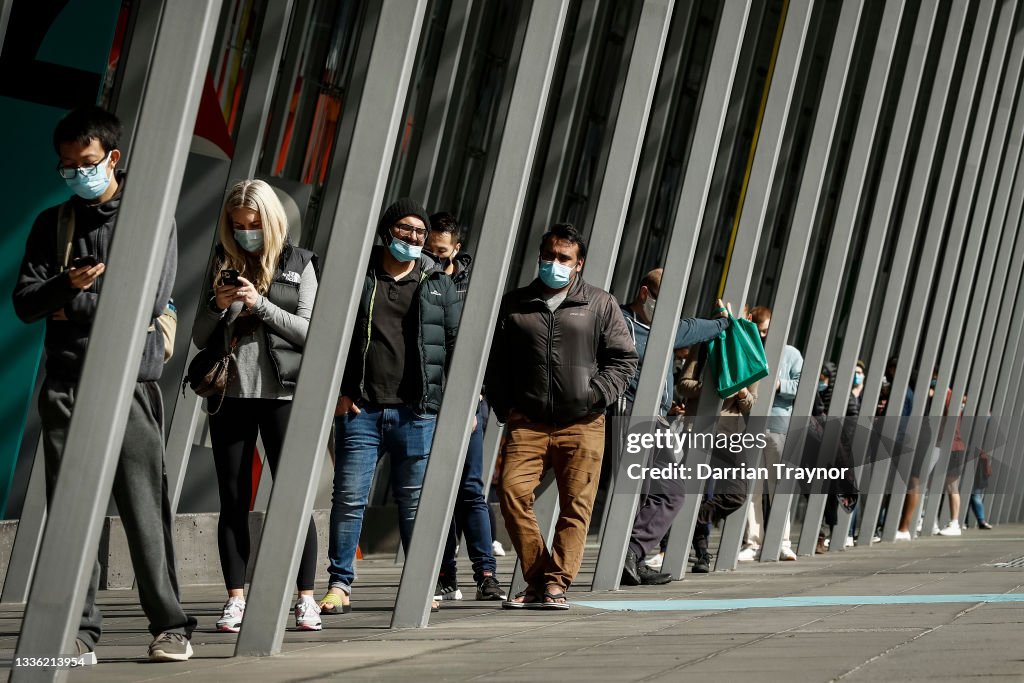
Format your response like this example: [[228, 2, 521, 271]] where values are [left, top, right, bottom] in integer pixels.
[[191, 179, 321, 633]]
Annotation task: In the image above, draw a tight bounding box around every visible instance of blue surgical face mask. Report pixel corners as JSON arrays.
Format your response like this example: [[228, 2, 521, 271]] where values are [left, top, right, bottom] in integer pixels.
[[818, 381, 828, 393], [539, 260, 574, 289], [853, 373, 864, 387], [64, 157, 113, 200], [234, 229, 264, 253], [389, 236, 422, 262]]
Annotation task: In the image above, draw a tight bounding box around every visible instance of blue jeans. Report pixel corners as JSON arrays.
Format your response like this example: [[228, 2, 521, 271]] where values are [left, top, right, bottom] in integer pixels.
[[328, 403, 435, 593], [969, 490, 986, 524], [441, 402, 497, 583]]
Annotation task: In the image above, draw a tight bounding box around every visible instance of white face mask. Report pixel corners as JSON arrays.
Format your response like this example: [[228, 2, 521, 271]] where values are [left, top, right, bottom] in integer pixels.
[[641, 293, 656, 324]]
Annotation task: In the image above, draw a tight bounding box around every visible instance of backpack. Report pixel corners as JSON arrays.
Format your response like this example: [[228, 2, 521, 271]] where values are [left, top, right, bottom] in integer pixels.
[[57, 201, 177, 362]]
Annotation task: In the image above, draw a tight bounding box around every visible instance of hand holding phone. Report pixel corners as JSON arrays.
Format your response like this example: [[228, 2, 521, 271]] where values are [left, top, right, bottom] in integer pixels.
[[68, 258, 105, 290], [71, 255, 99, 269], [220, 269, 241, 286]]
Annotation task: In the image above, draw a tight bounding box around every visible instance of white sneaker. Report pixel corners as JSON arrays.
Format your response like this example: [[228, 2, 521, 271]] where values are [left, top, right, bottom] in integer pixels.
[[492, 540, 506, 557], [894, 530, 912, 541], [937, 521, 962, 537], [779, 545, 797, 561], [216, 596, 245, 633], [737, 547, 758, 562], [844, 536, 855, 548], [931, 524, 940, 536], [645, 552, 665, 570], [916, 519, 923, 533], [294, 596, 323, 631]]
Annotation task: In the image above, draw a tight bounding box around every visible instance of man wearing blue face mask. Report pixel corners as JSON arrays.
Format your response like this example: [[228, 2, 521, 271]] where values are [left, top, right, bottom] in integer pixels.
[[486, 223, 638, 609], [321, 198, 461, 614], [13, 106, 193, 662]]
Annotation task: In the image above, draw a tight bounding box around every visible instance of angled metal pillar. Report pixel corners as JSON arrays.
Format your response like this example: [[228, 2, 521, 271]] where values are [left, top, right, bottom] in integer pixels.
[[609, 0, 702, 300], [516, 0, 608, 288], [967, 173, 1024, 524], [715, 0, 868, 571], [818, 0, 973, 552], [757, 0, 910, 562], [972, 187, 1024, 523], [165, 0, 298, 514], [554, 0, 678, 587], [0, 442, 46, 604], [0, 0, 12, 56], [514, 0, 679, 595], [391, 0, 571, 627], [164, 0, 299, 514], [408, 0, 481, 206], [662, 0, 817, 578], [920, 12, 1024, 535], [590, 0, 754, 590], [12, 2, 220, 680], [2, 0, 169, 607], [780, 0, 942, 554], [234, 0, 429, 655], [263, 0, 315, 174], [875, 0, 1006, 544]]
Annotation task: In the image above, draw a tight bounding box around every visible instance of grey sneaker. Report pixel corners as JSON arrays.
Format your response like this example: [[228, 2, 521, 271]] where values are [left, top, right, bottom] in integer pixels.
[[148, 632, 193, 662]]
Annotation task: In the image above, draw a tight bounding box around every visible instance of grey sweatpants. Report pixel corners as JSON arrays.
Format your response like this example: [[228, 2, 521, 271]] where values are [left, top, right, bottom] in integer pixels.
[[39, 379, 196, 649]]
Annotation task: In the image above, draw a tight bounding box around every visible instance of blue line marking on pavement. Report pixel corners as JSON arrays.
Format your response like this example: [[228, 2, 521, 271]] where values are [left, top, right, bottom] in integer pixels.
[[575, 594, 1024, 611]]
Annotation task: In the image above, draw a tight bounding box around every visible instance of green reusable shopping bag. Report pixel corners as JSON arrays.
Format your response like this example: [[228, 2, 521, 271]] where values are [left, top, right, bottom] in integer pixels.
[[707, 314, 770, 399]]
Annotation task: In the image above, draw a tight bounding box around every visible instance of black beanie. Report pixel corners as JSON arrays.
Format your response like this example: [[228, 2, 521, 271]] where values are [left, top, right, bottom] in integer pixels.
[[377, 198, 431, 241]]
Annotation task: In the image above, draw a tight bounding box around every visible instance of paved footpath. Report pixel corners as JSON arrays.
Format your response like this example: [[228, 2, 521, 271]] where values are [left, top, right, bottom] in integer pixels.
[[2, 525, 1023, 682]]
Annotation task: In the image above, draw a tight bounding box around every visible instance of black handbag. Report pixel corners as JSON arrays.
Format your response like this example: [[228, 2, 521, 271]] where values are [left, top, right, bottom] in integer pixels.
[[183, 338, 237, 414]]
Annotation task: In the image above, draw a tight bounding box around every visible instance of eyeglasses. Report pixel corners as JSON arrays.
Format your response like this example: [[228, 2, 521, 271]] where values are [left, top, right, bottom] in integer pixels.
[[57, 152, 110, 180], [393, 222, 427, 239]]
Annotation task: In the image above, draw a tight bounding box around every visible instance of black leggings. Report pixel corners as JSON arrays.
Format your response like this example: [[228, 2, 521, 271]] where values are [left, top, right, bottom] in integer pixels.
[[209, 397, 317, 592]]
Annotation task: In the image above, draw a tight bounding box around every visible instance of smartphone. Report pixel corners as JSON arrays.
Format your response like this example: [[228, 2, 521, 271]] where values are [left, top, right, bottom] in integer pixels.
[[71, 255, 99, 269], [220, 269, 241, 286]]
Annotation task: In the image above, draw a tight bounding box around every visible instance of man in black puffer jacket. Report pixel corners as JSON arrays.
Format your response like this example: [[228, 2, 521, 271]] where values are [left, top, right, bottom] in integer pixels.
[[486, 223, 637, 609], [12, 106, 194, 662], [322, 199, 461, 613]]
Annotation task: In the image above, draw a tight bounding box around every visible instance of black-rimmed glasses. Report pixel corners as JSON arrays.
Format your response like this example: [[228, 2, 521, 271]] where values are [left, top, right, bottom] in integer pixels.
[[393, 222, 427, 239], [57, 152, 110, 180]]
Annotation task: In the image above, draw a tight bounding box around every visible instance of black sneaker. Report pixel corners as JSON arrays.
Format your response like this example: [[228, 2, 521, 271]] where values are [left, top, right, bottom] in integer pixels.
[[148, 632, 193, 662], [434, 576, 463, 601], [621, 549, 642, 586], [476, 575, 508, 600], [692, 551, 713, 574], [637, 563, 672, 585]]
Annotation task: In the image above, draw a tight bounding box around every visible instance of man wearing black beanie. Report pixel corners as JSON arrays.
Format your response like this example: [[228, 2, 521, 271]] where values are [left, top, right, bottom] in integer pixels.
[[320, 198, 461, 614]]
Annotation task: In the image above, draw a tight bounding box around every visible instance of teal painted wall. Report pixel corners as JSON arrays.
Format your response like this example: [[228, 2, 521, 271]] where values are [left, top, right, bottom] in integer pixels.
[[0, 0, 122, 515]]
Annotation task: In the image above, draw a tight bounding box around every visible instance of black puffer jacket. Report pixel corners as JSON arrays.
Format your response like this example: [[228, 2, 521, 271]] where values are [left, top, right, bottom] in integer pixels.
[[13, 172, 176, 383], [340, 246, 461, 413], [485, 276, 638, 425]]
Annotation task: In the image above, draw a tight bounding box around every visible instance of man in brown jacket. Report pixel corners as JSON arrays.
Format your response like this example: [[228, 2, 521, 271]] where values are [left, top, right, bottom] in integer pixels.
[[486, 223, 638, 609]]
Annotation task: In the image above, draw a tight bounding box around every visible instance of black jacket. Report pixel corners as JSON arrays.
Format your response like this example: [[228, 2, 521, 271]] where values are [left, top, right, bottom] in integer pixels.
[[12, 172, 176, 383], [340, 246, 461, 413], [485, 276, 638, 425]]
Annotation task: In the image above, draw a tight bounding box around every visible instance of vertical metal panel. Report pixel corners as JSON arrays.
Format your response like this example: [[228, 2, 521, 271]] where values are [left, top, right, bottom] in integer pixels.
[[715, 0, 869, 570], [757, 0, 910, 561], [814, 0, 974, 552], [390, 0, 571, 627], [233, 0, 429, 655], [919, 11, 1024, 535], [659, 0, 817, 578], [874, 0, 1007, 543], [12, 2, 221, 679]]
